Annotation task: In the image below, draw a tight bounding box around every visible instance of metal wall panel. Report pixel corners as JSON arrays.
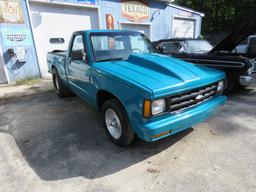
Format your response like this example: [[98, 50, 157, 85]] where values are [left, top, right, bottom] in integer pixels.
[[0, 0, 40, 83]]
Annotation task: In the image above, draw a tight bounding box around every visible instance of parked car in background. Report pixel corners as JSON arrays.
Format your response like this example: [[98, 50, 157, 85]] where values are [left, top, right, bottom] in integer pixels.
[[154, 19, 256, 92], [47, 30, 226, 146]]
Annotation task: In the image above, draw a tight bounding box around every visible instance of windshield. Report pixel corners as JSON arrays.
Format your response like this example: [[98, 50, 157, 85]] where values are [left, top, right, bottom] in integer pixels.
[[185, 40, 213, 54], [91, 32, 156, 62]]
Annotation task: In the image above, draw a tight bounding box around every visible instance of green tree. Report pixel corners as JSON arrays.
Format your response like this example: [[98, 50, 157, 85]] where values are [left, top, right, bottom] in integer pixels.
[[174, 0, 256, 35]]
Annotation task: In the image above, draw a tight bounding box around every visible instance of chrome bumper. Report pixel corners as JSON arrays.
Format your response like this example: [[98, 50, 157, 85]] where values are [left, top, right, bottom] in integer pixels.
[[240, 75, 253, 86]]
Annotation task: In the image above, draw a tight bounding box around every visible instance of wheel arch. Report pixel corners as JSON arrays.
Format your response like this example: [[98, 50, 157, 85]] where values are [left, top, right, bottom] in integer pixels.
[[96, 90, 126, 111]]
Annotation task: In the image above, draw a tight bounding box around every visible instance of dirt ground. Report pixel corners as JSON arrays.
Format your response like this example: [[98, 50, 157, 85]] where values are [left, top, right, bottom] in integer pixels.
[[0, 78, 256, 192]]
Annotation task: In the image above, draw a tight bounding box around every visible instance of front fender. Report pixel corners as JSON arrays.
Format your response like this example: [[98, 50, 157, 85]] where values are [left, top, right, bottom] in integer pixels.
[[92, 68, 152, 136]]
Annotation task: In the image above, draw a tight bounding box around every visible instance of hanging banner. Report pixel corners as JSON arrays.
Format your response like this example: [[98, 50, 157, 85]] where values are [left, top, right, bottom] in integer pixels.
[[0, 28, 33, 46], [0, 0, 24, 24], [106, 14, 114, 29], [121, 0, 149, 22]]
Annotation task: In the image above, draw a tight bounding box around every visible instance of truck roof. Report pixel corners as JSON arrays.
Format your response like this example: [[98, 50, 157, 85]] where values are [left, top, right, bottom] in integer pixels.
[[75, 29, 141, 34]]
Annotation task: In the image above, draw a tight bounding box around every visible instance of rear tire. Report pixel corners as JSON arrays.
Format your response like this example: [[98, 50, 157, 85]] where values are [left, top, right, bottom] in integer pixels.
[[102, 99, 134, 147], [52, 68, 73, 98]]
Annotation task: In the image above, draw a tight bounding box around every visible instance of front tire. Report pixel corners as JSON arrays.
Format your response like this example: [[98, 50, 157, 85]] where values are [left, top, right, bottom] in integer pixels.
[[224, 80, 234, 94], [102, 99, 134, 147], [52, 68, 73, 98], [223, 74, 237, 94]]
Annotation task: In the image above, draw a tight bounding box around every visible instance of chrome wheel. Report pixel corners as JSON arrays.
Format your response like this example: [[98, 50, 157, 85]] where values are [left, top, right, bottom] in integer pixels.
[[105, 108, 122, 139]]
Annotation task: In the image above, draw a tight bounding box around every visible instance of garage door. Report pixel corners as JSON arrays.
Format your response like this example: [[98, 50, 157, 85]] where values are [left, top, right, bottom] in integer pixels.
[[29, 2, 99, 78], [120, 23, 151, 40], [172, 18, 195, 38]]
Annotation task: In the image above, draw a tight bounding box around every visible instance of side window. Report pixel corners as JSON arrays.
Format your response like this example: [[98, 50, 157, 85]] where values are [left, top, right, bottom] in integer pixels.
[[161, 42, 181, 54], [70, 35, 86, 62]]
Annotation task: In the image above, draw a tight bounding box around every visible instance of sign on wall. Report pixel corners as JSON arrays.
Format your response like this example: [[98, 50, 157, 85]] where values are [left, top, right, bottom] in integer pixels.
[[0, 28, 33, 46], [121, 0, 149, 22], [106, 14, 114, 29], [0, 0, 24, 24]]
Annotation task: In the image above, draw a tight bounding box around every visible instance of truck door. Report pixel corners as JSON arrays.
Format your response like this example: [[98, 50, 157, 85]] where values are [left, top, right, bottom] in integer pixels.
[[66, 34, 92, 100]]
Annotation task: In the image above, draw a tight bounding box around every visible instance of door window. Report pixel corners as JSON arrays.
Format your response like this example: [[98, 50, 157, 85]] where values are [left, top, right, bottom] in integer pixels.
[[70, 35, 86, 62]]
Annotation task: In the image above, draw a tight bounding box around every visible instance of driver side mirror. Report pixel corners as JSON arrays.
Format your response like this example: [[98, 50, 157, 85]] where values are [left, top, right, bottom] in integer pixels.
[[156, 46, 163, 53]]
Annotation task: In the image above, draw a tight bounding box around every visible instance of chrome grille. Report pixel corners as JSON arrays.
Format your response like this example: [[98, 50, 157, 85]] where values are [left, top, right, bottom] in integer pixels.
[[166, 83, 218, 114]]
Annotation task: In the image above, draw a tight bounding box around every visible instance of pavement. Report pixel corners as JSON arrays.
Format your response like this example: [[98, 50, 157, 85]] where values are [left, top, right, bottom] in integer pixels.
[[0, 77, 256, 192], [0, 79, 52, 99]]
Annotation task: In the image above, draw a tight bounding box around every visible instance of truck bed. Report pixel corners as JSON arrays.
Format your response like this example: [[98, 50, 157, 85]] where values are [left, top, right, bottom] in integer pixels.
[[49, 50, 67, 57], [47, 50, 67, 74]]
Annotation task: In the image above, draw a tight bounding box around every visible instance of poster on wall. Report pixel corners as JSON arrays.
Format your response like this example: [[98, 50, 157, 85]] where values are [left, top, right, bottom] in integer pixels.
[[0, 0, 24, 24], [0, 28, 33, 46], [106, 14, 114, 29], [121, 0, 149, 22], [76, 0, 96, 5]]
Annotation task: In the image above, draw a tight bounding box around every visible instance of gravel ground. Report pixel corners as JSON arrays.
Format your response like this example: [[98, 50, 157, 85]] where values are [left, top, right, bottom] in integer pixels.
[[0, 77, 256, 192]]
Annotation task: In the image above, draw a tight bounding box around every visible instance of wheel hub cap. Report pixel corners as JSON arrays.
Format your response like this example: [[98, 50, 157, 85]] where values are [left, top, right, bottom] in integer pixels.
[[55, 75, 59, 91], [105, 109, 122, 139]]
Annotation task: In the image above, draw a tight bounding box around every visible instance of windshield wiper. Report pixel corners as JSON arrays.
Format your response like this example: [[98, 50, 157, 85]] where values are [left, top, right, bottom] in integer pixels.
[[98, 57, 126, 62]]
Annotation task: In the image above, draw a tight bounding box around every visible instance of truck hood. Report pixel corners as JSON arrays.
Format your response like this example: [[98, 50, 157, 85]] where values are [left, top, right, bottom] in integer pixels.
[[211, 19, 256, 53], [94, 53, 225, 97]]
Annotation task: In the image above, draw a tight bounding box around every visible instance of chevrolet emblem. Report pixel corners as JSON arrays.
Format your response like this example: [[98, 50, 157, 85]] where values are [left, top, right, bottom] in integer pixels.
[[196, 94, 204, 100]]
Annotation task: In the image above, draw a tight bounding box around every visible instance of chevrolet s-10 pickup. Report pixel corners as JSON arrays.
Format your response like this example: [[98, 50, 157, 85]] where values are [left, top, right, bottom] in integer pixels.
[[47, 30, 227, 146]]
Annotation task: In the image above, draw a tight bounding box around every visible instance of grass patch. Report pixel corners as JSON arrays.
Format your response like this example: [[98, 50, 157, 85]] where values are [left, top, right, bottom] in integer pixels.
[[15, 78, 40, 86]]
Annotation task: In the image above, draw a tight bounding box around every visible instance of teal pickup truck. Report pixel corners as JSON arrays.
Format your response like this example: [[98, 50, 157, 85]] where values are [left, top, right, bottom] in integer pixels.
[[47, 30, 227, 146]]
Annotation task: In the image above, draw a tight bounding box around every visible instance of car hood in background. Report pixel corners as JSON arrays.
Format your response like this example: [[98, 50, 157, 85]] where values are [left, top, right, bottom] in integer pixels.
[[211, 19, 256, 53], [95, 53, 225, 97]]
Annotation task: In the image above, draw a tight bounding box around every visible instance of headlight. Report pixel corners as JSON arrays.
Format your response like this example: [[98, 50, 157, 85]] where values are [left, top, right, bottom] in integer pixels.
[[217, 80, 225, 92], [143, 99, 166, 117], [151, 99, 166, 116]]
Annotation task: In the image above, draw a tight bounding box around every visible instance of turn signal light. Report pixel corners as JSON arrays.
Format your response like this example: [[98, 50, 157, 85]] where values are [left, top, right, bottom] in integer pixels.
[[152, 131, 171, 139], [143, 100, 151, 118]]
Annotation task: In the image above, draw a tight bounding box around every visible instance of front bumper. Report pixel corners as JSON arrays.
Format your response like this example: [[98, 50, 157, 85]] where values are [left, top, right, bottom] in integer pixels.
[[239, 75, 253, 86], [141, 95, 226, 142]]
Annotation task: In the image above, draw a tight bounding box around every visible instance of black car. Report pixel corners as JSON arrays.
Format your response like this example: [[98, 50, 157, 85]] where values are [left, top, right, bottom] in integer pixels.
[[154, 19, 256, 92]]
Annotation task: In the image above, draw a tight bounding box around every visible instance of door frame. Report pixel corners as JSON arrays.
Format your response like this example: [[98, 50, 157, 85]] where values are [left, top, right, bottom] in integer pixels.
[[0, 46, 10, 84], [171, 15, 196, 38], [118, 21, 152, 40], [26, 0, 101, 78]]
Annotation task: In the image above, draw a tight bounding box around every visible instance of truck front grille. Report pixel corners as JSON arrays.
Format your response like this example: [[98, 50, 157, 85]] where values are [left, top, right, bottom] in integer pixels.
[[166, 83, 218, 114]]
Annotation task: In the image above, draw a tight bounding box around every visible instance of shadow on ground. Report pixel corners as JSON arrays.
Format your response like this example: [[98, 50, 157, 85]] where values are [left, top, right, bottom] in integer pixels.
[[208, 82, 256, 135], [0, 91, 193, 180]]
